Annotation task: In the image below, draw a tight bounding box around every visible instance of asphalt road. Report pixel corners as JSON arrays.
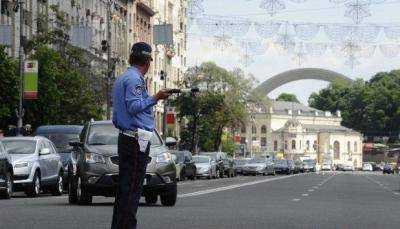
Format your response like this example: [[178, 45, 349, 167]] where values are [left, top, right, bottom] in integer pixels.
[[1, 172, 400, 229]]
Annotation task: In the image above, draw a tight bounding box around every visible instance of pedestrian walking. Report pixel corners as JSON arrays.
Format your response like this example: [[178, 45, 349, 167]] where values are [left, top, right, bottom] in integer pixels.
[[111, 42, 171, 229]]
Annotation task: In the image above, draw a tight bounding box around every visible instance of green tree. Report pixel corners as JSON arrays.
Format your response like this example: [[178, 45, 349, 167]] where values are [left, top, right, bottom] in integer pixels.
[[23, 46, 102, 127], [0, 46, 19, 131], [309, 70, 400, 142], [276, 93, 300, 103], [174, 62, 255, 153]]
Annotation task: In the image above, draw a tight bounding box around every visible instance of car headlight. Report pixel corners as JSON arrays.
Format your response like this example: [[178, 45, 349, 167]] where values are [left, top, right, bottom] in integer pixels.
[[14, 162, 29, 168], [85, 153, 106, 164], [156, 153, 172, 163]]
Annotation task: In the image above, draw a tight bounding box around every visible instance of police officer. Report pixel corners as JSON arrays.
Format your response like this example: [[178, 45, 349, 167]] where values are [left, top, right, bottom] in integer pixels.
[[111, 42, 171, 229]]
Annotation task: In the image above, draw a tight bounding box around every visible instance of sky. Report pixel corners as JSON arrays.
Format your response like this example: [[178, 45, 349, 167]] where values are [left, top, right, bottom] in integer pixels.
[[186, 0, 400, 104]]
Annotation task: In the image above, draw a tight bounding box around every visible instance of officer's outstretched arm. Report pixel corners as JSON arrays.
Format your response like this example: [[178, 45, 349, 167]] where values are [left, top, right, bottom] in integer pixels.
[[125, 80, 157, 115]]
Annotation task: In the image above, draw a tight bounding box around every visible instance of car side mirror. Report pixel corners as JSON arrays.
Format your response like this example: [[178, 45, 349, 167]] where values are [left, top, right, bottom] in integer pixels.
[[69, 141, 84, 147], [39, 148, 50, 155]]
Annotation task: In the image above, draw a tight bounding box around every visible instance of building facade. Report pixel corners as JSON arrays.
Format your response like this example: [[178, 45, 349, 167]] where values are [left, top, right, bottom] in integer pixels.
[[238, 101, 363, 169], [1, 0, 188, 135]]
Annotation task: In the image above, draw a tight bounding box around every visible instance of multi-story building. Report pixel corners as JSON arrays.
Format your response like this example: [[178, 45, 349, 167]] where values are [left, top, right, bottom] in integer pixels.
[[151, 0, 187, 137], [1, 0, 188, 135], [238, 101, 363, 169]]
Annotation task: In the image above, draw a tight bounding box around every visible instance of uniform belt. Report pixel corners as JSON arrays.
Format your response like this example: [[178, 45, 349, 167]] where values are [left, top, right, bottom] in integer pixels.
[[120, 130, 138, 138]]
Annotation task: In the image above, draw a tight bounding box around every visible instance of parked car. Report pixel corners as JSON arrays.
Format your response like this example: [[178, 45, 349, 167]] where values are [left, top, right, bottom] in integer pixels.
[[342, 164, 355, 171], [242, 157, 275, 176], [383, 164, 394, 174], [199, 152, 226, 178], [35, 125, 83, 190], [193, 155, 218, 179], [233, 158, 250, 175], [302, 159, 317, 172], [321, 163, 333, 171], [293, 160, 302, 174], [170, 150, 197, 181], [0, 141, 13, 199], [274, 159, 291, 174], [2, 136, 64, 197], [222, 157, 236, 177], [362, 163, 373, 171], [68, 121, 177, 206]]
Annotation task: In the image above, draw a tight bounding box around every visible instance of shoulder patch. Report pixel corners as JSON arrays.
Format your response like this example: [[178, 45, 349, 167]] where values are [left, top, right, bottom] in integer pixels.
[[133, 85, 143, 96]]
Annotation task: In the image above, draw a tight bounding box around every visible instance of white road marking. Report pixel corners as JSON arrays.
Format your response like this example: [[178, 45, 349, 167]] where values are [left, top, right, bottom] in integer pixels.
[[178, 174, 299, 198], [292, 198, 301, 202], [308, 189, 314, 192], [393, 192, 400, 195], [302, 194, 309, 197], [313, 186, 318, 189]]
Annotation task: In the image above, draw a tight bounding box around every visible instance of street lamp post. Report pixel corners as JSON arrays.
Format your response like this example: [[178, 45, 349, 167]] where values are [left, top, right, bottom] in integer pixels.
[[17, 0, 25, 136]]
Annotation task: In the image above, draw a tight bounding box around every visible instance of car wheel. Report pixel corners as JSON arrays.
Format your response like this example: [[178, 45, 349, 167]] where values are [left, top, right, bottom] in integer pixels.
[[145, 193, 158, 204], [51, 172, 64, 196], [160, 185, 177, 207], [76, 176, 92, 205], [0, 172, 13, 199], [25, 171, 41, 197]]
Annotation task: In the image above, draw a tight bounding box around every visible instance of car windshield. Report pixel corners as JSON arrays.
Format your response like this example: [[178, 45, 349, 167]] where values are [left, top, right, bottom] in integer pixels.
[[235, 159, 248, 165], [87, 124, 162, 146], [303, 159, 316, 165], [193, 156, 209, 163], [275, 160, 287, 166], [249, 158, 265, 163], [3, 140, 36, 154], [39, 133, 79, 149]]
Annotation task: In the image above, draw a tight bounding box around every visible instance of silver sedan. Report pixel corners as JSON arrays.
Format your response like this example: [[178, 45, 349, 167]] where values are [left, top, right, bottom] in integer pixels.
[[2, 136, 64, 197]]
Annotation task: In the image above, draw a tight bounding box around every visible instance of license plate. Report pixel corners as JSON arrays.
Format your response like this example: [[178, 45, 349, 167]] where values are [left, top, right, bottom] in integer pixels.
[[143, 178, 147, 186]]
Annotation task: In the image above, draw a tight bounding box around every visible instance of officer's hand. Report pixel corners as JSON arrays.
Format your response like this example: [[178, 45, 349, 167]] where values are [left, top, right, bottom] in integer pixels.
[[155, 89, 172, 101]]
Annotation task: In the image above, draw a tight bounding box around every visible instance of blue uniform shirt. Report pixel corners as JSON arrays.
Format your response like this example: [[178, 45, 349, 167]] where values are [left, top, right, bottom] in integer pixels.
[[112, 67, 157, 132]]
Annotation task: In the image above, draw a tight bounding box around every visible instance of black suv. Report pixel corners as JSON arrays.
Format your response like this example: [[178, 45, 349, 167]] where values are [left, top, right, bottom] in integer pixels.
[[68, 121, 177, 206], [0, 141, 13, 199], [170, 150, 197, 181]]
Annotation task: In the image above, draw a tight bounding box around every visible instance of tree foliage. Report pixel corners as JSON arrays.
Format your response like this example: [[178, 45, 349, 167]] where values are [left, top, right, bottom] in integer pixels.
[[309, 70, 400, 141], [174, 62, 255, 153], [276, 93, 300, 103], [0, 5, 103, 131], [0, 46, 19, 130]]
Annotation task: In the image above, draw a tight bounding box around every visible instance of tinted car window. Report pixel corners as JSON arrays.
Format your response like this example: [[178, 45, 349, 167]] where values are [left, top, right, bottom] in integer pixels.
[[193, 156, 210, 163], [39, 133, 79, 149], [275, 160, 287, 166], [3, 140, 37, 154], [88, 124, 119, 145]]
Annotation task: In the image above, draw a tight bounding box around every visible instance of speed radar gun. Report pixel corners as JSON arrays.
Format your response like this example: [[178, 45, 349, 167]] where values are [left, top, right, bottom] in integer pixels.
[[167, 88, 200, 94]]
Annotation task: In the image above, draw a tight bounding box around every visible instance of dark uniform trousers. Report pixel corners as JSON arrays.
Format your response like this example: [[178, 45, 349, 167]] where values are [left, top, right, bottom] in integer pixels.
[[111, 133, 150, 229]]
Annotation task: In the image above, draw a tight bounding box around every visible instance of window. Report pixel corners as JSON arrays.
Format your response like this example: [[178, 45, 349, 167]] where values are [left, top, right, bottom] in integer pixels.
[[334, 141, 340, 160], [354, 142, 358, 152], [252, 137, 257, 141], [306, 140, 310, 150], [299, 140, 302, 149], [241, 126, 246, 133], [313, 140, 317, 150], [347, 141, 351, 153], [252, 125, 257, 134], [261, 125, 267, 134], [291, 140, 296, 150], [261, 137, 267, 147], [274, 140, 278, 151], [284, 140, 288, 150], [240, 137, 246, 144]]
